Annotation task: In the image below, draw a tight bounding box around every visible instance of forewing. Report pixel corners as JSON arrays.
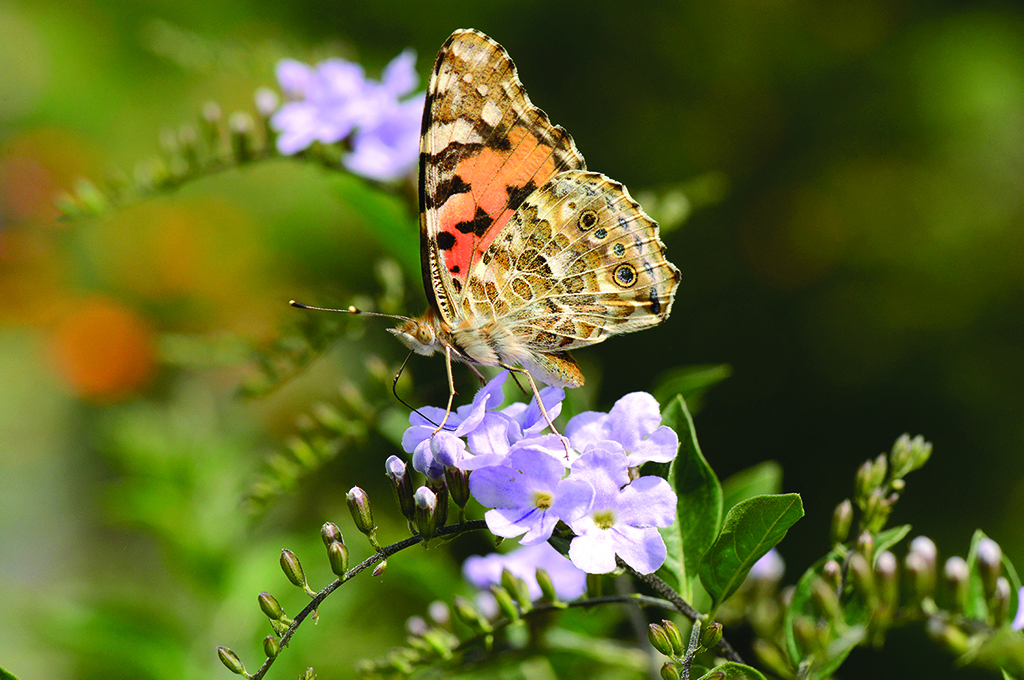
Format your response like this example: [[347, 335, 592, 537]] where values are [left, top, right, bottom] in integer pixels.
[[462, 170, 680, 352], [420, 29, 586, 324]]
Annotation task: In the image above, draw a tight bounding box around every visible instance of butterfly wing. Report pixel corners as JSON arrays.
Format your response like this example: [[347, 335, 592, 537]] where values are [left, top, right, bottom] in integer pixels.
[[461, 170, 680, 361], [420, 29, 586, 325]]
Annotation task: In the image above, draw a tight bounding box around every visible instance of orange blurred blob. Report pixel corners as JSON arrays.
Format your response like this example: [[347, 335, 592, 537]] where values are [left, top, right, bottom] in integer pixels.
[[48, 297, 156, 403]]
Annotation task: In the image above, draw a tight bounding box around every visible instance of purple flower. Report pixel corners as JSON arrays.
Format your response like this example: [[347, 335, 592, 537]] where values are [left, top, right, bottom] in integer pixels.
[[556, 449, 677, 574], [465, 385, 565, 459], [402, 372, 508, 478], [565, 392, 678, 467], [469, 448, 579, 544], [463, 543, 587, 601], [270, 49, 424, 181], [1014, 586, 1024, 631]]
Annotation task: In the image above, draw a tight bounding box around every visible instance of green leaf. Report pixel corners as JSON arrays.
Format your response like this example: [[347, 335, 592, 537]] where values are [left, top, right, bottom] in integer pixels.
[[721, 461, 782, 514], [696, 662, 767, 680], [874, 524, 912, 555], [699, 493, 803, 610], [656, 395, 723, 600], [0, 666, 20, 680]]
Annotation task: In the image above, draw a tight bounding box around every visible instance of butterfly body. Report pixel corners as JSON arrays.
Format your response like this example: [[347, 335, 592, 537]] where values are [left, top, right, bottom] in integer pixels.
[[392, 29, 680, 390]]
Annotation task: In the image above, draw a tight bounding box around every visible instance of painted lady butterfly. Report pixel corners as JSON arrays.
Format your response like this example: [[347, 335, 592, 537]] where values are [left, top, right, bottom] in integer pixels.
[[298, 30, 680, 427]]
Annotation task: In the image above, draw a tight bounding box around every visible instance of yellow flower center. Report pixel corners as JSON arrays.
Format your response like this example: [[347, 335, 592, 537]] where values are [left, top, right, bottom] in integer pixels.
[[533, 490, 553, 510], [593, 510, 616, 530]]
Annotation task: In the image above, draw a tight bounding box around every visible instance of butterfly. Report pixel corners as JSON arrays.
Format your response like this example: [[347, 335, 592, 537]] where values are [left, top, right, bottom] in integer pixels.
[[386, 29, 681, 428], [297, 29, 680, 430]]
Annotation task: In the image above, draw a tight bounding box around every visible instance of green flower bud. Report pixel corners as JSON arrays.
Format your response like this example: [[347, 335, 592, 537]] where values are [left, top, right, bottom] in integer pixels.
[[372, 559, 388, 578], [821, 559, 843, 591], [811, 576, 842, 620], [535, 567, 558, 603], [648, 623, 673, 657], [263, 635, 280, 659], [855, 531, 876, 563], [831, 498, 853, 545], [660, 662, 681, 680], [452, 595, 487, 631], [875, 550, 899, 610], [258, 592, 284, 621], [491, 585, 520, 621], [701, 621, 723, 651], [178, 124, 199, 170], [280, 549, 307, 589], [217, 646, 247, 676], [890, 433, 932, 478], [321, 522, 343, 548], [849, 553, 876, 602], [444, 464, 471, 509], [201, 101, 223, 149], [661, 620, 685, 657], [347, 486, 376, 536], [427, 478, 449, 528], [943, 556, 969, 614], [328, 540, 349, 578]]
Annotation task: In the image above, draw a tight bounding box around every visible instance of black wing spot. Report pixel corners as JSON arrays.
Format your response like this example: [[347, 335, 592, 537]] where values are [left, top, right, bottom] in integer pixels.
[[505, 180, 537, 211], [649, 287, 662, 315], [455, 207, 492, 237], [450, 265, 460, 274], [437, 232, 457, 250], [427, 175, 472, 210]]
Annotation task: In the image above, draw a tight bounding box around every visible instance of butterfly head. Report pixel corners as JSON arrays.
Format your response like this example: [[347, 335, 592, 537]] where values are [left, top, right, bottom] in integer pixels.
[[388, 315, 442, 357]]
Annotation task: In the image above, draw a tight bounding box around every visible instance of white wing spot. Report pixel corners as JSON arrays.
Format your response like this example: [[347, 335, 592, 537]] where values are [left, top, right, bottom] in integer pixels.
[[481, 100, 503, 127], [476, 83, 489, 96]]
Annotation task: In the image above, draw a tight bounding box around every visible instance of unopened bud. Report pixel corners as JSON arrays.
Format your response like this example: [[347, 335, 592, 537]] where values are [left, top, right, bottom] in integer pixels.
[[347, 487, 376, 536], [414, 486, 438, 541], [855, 454, 887, 501], [491, 585, 520, 621], [201, 101, 223, 149], [831, 498, 853, 545], [905, 551, 935, 605], [263, 635, 280, 659], [660, 661, 682, 680], [258, 592, 284, 620], [648, 623, 673, 656], [535, 567, 558, 603], [701, 621, 723, 651], [821, 559, 843, 591], [811, 576, 842, 620], [992, 577, 1011, 627], [500, 568, 532, 611], [217, 646, 247, 675], [876, 550, 899, 612], [909, 536, 937, 567], [849, 553, 876, 601], [372, 559, 388, 578], [321, 522, 343, 548], [444, 464, 471, 509], [254, 87, 279, 119], [452, 595, 487, 631], [427, 478, 449, 528], [855, 532, 876, 562], [943, 556, 969, 613], [328, 540, 349, 577], [386, 456, 415, 521], [890, 433, 932, 477], [280, 549, 307, 589], [662, 620, 685, 656], [975, 537, 1003, 600], [427, 600, 450, 626]]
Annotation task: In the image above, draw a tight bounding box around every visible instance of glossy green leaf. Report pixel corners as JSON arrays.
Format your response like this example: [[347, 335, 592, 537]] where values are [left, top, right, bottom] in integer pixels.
[[652, 363, 732, 413], [874, 524, 912, 555], [700, 493, 803, 610], [655, 395, 723, 600], [696, 662, 767, 680], [721, 460, 783, 514]]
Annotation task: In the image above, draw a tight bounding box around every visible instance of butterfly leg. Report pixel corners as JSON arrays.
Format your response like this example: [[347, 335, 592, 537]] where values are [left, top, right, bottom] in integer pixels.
[[432, 345, 458, 435], [503, 364, 572, 457]]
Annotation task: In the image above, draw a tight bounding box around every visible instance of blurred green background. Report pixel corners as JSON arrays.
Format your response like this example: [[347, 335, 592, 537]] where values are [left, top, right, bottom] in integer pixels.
[[2, 0, 1023, 678]]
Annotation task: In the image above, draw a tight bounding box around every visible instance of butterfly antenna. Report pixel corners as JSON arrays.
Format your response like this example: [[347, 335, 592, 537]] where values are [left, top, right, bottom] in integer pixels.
[[391, 348, 454, 430], [289, 300, 412, 322]]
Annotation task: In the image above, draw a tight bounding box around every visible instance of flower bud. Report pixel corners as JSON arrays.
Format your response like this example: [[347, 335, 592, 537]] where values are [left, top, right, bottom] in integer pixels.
[[386, 456, 415, 521], [427, 600, 450, 627], [321, 522, 343, 548], [855, 531, 875, 562], [890, 433, 932, 477], [904, 551, 935, 605], [821, 559, 843, 592], [347, 486, 376, 536], [258, 592, 284, 621], [662, 620, 685, 657], [660, 662, 681, 680], [406, 615, 428, 637], [855, 454, 887, 501], [909, 535, 937, 567], [501, 568, 533, 612], [427, 478, 449, 528], [452, 595, 488, 632], [201, 101, 223, 149], [178, 124, 199, 169], [975, 537, 1003, 601], [849, 553, 876, 602], [414, 486, 438, 541], [280, 549, 307, 589], [810, 576, 842, 620], [535, 567, 558, 603], [648, 623, 674, 656], [831, 498, 853, 545], [876, 550, 899, 614], [328, 541, 349, 578], [217, 646, 247, 675], [444, 464, 471, 509], [263, 635, 280, 659], [254, 86, 279, 120], [701, 621, 723, 651], [992, 576, 1011, 627], [372, 559, 388, 578], [943, 556, 969, 614], [491, 585, 520, 621]]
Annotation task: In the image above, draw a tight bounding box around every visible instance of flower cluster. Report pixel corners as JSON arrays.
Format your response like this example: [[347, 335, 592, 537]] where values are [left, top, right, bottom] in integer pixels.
[[398, 371, 680, 575], [270, 49, 424, 181]]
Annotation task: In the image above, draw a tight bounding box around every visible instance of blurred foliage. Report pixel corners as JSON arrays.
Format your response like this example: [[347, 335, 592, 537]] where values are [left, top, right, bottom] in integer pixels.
[[1, 1, 1023, 678]]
